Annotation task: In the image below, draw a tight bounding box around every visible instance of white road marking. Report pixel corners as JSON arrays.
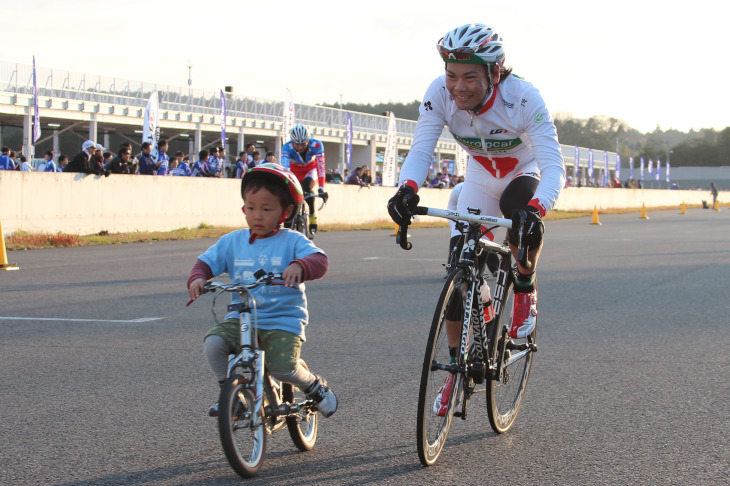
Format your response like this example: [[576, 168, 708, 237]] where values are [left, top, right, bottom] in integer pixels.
[[0, 317, 166, 323]]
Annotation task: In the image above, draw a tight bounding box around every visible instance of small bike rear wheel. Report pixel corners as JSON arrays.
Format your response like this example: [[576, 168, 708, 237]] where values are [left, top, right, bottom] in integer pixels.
[[218, 372, 266, 478], [486, 279, 536, 433], [285, 360, 318, 451], [417, 267, 469, 466]]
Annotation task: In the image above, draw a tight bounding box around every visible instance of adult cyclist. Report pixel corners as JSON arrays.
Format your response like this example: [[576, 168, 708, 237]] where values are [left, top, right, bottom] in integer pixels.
[[280, 124, 327, 237], [388, 23, 565, 413]]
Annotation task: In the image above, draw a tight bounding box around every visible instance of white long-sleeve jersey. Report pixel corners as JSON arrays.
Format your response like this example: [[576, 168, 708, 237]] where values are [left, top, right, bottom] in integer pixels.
[[398, 73, 565, 215]]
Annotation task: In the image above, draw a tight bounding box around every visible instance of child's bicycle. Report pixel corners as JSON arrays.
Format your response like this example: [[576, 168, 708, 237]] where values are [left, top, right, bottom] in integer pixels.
[[198, 270, 319, 477], [291, 191, 328, 239], [396, 205, 538, 466]]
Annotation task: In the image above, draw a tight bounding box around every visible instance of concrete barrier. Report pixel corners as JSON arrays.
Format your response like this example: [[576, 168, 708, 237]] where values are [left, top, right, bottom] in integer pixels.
[[0, 171, 727, 236]]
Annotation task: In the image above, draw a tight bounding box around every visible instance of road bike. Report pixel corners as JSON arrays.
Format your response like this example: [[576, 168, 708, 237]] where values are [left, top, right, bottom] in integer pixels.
[[198, 271, 319, 477], [291, 192, 328, 239], [396, 206, 538, 466]]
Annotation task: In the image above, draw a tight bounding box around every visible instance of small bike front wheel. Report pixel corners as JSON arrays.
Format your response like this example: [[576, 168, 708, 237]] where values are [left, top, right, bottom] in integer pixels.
[[284, 359, 318, 451], [486, 278, 536, 433], [218, 372, 266, 478], [417, 267, 469, 466]]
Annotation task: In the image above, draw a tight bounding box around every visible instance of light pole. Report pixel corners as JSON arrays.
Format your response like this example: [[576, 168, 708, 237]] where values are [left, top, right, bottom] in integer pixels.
[[186, 61, 193, 112]]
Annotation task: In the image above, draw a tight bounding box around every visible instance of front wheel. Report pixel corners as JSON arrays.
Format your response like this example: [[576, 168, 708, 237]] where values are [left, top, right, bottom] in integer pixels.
[[218, 371, 266, 478], [292, 211, 308, 237], [417, 267, 469, 466], [285, 360, 318, 451], [486, 279, 536, 433]]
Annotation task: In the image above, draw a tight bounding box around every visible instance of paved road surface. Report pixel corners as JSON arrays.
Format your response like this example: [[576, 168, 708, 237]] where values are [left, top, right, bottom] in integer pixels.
[[1, 209, 728, 485]]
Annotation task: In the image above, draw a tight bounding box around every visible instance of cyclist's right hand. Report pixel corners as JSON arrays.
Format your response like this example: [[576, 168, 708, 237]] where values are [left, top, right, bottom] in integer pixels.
[[387, 184, 420, 226]]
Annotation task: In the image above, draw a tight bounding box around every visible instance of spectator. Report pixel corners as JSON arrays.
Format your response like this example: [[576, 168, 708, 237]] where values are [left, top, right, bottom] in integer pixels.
[[58, 154, 68, 171], [264, 151, 276, 164], [92, 144, 111, 176], [428, 172, 446, 188], [251, 151, 262, 167], [103, 151, 113, 167], [65, 140, 106, 175], [345, 166, 368, 187], [107, 146, 136, 174], [219, 147, 230, 175], [235, 151, 247, 178], [0, 146, 14, 170], [156, 139, 170, 175], [245, 143, 256, 166], [206, 147, 223, 178], [441, 166, 452, 187], [670, 182, 679, 190], [331, 169, 343, 183], [361, 166, 372, 185], [170, 157, 193, 177], [710, 182, 718, 207], [19, 156, 32, 171], [192, 149, 210, 177], [138, 142, 156, 175], [43, 151, 58, 172]]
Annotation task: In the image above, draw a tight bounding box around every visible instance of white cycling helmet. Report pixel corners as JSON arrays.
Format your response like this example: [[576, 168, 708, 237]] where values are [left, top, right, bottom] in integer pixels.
[[437, 23, 505, 66], [290, 124, 310, 144]]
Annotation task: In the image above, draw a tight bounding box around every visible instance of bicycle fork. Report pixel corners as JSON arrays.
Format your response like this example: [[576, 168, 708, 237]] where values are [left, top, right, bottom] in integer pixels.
[[454, 276, 490, 419]]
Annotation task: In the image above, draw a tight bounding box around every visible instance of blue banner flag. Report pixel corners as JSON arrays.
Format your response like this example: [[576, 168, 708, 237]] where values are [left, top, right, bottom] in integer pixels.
[[219, 90, 226, 148], [616, 154, 621, 181], [346, 112, 353, 169], [648, 159, 653, 177], [32, 56, 41, 145], [655, 159, 661, 182], [603, 150, 609, 187]]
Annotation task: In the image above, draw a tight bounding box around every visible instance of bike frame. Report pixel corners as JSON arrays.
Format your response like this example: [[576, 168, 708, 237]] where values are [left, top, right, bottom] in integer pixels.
[[406, 207, 524, 416]]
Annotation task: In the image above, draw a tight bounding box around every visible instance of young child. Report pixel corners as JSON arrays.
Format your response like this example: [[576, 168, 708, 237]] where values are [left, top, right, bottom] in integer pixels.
[[187, 163, 337, 418]]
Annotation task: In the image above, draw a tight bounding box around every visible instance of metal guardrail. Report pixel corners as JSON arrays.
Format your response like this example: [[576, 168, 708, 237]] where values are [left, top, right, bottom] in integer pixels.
[[1, 60, 618, 168], [0, 59, 439, 140]]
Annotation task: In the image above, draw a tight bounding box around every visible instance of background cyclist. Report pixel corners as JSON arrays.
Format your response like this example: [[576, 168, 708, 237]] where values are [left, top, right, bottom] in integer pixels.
[[280, 124, 327, 237], [388, 22, 565, 361]]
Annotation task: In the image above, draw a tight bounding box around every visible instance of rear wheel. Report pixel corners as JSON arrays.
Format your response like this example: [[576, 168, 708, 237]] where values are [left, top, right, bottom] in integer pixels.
[[218, 371, 266, 478], [285, 360, 318, 451], [417, 267, 469, 466], [486, 278, 536, 433]]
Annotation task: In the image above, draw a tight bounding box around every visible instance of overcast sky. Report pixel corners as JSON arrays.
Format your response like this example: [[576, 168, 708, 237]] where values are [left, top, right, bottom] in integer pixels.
[[5, 0, 727, 133]]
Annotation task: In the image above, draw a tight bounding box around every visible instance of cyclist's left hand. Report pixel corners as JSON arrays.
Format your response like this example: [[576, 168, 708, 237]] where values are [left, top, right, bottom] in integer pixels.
[[282, 262, 303, 288], [318, 187, 329, 203], [512, 206, 544, 246]]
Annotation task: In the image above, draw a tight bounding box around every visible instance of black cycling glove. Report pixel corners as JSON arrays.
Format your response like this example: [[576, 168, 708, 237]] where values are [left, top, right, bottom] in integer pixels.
[[387, 185, 419, 226], [511, 205, 544, 247]]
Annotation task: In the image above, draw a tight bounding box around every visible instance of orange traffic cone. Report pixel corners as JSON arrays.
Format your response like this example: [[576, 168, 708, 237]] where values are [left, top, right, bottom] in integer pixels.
[[591, 205, 601, 225], [0, 217, 19, 271], [640, 203, 649, 219], [680, 202, 686, 214]]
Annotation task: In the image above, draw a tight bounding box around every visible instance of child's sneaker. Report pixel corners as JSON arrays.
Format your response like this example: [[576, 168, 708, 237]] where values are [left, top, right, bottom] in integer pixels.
[[510, 290, 537, 338], [208, 402, 219, 417], [305, 376, 337, 417], [433, 374, 455, 416]]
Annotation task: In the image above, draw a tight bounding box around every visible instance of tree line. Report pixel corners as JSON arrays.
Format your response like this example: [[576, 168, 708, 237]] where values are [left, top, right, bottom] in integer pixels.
[[321, 100, 730, 167]]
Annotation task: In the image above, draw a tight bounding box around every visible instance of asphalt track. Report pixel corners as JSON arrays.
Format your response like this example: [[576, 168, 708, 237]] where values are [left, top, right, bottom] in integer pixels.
[[1, 209, 728, 485]]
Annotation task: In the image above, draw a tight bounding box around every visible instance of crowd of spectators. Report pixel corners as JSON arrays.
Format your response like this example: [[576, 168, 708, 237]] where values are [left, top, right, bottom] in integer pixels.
[[1, 142, 457, 190]]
